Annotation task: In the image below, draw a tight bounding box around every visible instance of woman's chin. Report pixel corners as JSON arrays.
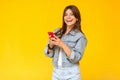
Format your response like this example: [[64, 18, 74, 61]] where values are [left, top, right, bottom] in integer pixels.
[[66, 24, 74, 27]]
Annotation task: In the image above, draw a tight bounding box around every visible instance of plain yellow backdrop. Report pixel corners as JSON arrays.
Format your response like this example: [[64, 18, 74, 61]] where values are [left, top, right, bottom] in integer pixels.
[[0, 0, 120, 80]]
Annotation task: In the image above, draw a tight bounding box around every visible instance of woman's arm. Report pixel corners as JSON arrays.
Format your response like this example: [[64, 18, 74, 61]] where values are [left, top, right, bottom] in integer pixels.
[[44, 43, 54, 58], [44, 39, 55, 58], [50, 35, 72, 57], [51, 35, 87, 63], [67, 37, 87, 63]]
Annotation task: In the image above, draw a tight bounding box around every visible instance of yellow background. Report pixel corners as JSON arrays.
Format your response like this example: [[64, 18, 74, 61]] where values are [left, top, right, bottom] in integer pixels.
[[0, 0, 120, 80]]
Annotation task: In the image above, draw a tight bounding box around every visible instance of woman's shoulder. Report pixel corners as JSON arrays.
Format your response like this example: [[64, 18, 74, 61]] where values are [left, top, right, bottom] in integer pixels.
[[75, 30, 87, 39]]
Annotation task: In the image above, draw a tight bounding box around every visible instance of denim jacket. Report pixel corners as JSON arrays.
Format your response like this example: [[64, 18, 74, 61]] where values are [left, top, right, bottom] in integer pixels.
[[44, 29, 87, 68]]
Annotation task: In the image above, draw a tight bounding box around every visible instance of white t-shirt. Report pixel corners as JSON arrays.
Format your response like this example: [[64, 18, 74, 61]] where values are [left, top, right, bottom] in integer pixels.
[[58, 48, 62, 67]]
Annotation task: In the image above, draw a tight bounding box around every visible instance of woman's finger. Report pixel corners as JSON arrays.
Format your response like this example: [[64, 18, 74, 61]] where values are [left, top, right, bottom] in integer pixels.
[[51, 37, 57, 41], [53, 35, 59, 39]]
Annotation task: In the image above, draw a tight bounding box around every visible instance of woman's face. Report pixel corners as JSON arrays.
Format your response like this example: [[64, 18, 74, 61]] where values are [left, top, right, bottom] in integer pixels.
[[64, 9, 78, 27]]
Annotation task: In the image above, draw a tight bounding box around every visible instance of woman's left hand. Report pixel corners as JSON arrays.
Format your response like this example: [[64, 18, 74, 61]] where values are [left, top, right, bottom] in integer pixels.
[[50, 35, 64, 48]]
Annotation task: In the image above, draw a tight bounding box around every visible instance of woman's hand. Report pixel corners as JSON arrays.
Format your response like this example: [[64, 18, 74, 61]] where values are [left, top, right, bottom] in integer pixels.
[[49, 35, 64, 48], [48, 36, 55, 48], [49, 34, 72, 57]]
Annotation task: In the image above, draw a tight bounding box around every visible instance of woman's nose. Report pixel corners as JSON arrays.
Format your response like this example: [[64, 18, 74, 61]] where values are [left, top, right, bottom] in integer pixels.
[[67, 15, 71, 18]]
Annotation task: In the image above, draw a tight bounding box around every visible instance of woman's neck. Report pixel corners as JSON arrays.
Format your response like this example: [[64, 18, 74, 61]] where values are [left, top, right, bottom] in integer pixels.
[[64, 26, 73, 35]]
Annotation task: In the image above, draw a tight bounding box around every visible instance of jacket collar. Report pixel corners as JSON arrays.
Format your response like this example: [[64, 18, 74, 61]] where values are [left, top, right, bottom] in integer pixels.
[[69, 29, 79, 36]]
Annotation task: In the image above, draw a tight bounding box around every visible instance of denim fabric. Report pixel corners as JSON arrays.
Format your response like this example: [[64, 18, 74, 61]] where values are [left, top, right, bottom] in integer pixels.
[[44, 28, 87, 80], [44, 28, 87, 68], [52, 65, 81, 80]]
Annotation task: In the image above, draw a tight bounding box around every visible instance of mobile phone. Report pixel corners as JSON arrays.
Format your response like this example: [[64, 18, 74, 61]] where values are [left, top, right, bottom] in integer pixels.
[[48, 32, 55, 38]]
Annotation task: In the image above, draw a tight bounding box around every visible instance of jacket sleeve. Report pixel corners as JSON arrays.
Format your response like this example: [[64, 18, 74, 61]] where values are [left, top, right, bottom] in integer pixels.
[[44, 43, 54, 58], [67, 36, 87, 63]]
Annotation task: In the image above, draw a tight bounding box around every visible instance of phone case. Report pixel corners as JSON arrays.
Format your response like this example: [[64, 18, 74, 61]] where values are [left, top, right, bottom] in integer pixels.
[[48, 32, 54, 38]]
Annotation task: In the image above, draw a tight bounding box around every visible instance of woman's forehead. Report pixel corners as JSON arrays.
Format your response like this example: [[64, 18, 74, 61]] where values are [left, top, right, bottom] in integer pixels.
[[65, 9, 73, 13]]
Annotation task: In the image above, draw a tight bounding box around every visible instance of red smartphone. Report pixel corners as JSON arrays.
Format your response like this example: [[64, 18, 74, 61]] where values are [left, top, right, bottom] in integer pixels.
[[48, 32, 55, 38]]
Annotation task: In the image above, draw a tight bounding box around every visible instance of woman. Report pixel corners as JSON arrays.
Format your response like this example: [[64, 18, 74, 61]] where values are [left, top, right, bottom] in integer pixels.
[[44, 5, 87, 80]]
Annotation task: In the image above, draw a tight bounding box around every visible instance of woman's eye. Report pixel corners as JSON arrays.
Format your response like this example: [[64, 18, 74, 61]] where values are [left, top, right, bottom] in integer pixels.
[[64, 14, 68, 16], [64, 13, 74, 16]]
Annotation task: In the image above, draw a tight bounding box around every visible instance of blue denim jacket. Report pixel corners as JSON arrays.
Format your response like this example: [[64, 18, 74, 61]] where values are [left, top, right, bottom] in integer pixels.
[[44, 29, 87, 68]]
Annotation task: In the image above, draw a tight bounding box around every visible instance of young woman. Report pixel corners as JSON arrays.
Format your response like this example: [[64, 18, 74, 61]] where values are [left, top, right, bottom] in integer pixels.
[[44, 5, 87, 80]]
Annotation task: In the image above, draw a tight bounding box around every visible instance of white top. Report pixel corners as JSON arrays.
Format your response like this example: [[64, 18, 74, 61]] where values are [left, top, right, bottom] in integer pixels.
[[58, 48, 62, 67]]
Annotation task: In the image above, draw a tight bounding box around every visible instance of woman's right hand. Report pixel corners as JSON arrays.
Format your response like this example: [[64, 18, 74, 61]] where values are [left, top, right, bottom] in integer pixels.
[[49, 36, 55, 48]]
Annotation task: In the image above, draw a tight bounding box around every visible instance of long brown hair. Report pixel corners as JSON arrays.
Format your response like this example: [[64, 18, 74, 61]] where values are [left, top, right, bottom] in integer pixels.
[[55, 5, 83, 38]]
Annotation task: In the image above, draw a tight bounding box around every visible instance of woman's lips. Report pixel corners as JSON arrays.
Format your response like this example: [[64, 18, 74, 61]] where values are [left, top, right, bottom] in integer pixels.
[[66, 19, 73, 22]]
